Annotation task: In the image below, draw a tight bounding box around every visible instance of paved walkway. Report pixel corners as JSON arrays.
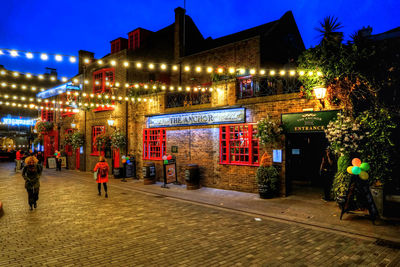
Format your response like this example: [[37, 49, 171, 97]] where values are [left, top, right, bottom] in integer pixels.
[[1, 163, 399, 266]]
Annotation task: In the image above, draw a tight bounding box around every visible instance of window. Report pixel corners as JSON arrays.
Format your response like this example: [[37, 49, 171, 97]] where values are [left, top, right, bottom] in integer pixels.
[[92, 126, 105, 155], [143, 128, 166, 160], [238, 76, 254, 98], [93, 68, 114, 94], [220, 124, 259, 166], [41, 103, 54, 122], [111, 39, 121, 54], [128, 30, 140, 50]]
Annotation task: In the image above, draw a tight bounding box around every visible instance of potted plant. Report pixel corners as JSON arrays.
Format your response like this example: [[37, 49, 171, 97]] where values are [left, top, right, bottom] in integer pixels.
[[256, 163, 280, 199]]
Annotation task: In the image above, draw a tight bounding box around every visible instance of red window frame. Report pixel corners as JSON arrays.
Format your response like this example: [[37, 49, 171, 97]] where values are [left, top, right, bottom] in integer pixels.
[[41, 103, 54, 122], [143, 128, 166, 160], [93, 68, 114, 94], [91, 125, 105, 156], [128, 29, 140, 50], [220, 124, 259, 166], [65, 128, 74, 156], [111, 39, 121, 54]]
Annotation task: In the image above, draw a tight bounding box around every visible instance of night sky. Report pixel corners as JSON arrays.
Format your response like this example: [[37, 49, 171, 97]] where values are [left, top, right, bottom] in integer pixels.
[[0, 0, 398, 78]]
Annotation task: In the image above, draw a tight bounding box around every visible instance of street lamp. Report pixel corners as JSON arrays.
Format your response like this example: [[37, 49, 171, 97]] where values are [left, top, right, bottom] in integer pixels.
[[107, 116, 116, 130], [313, 86, 327, 109]]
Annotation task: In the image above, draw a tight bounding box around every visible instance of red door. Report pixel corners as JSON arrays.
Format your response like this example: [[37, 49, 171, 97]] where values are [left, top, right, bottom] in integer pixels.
[[75, 148, 80, 170], [43, 130, 59, 167]]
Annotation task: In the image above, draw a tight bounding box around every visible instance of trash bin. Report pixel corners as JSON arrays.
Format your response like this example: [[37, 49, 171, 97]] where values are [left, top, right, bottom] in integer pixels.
[[185, 164, 200, 190], [142, 162, 156, 185], [370, 186, 384, 218]]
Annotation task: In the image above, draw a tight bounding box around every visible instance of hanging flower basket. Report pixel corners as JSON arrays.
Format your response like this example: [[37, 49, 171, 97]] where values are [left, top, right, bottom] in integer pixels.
[[256, 118, 283, 147], [71, 132, 85, 149], [110, 130, 127, 149], [95, 133, 109, 150], [35, 121, 54, 133]]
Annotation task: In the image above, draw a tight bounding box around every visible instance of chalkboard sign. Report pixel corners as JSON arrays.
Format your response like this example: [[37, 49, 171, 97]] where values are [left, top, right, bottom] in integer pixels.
[[47, 157, 56, 169], [165, 163, 177, 183], [340, 175, 378, 222], [60, 156, 67, 168]]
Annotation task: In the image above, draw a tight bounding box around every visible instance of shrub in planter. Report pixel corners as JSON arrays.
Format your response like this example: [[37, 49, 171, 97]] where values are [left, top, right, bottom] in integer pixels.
[[256, 165, 279, 199]]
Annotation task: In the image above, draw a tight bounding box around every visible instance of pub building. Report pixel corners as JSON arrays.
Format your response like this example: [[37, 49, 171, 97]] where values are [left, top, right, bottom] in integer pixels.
[[43, 7, 341, 196]]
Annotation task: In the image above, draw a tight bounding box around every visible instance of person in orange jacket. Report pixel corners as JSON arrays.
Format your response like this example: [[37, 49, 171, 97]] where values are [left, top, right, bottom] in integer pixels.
[[93, 156, 109, 198]]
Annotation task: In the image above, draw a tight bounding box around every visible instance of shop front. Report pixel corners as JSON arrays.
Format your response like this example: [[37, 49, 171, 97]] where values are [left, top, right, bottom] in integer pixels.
[[143, 107, 261, 191], [282, 110, 340, 195]]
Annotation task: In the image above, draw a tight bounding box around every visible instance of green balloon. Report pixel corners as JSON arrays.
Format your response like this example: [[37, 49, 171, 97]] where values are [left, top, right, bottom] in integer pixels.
[[360, 162, 370, 171], [352, 166, 361, 175]]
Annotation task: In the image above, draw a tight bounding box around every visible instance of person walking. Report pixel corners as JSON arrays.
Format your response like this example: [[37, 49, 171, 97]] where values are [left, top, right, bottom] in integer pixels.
[[320, 147, 336, 201], [93, 156, 109, 198], [22, 156, 43, 210]]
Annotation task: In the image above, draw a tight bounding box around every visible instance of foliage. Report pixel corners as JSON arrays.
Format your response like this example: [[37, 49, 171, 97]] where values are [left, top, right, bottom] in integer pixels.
[[110, 129, 127, 149], [36, 121, 54, 133], [71, 132, 85, 149], [256, 166, 280, 194], [95, 133, 109, 149], [324, 113, 365, 156], [64, 133, 73, 145], [298, 17, 379, 114], [332, 155, 352, 202], [256, 118, 283, 146], [358, 107, 397, 185]]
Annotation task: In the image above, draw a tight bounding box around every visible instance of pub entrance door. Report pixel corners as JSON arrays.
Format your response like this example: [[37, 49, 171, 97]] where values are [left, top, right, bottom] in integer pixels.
[[285, 132, 328, 195]]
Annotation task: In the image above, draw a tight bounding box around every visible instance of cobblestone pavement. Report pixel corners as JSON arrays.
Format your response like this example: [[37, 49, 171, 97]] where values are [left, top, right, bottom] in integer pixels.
[[1, 163, 399, 266]]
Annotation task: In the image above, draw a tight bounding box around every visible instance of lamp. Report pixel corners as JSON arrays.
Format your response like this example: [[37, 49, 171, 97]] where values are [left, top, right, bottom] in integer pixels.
[[313, 86, 327, 109], [107, 115, 116, 129], [71, 121, 76, 128]]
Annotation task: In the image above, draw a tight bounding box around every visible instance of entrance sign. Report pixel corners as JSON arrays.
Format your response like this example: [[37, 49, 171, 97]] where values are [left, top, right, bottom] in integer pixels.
[[148, 108, 245, 128], [1, 116, 36, 126], [281, 110, 340, 133]]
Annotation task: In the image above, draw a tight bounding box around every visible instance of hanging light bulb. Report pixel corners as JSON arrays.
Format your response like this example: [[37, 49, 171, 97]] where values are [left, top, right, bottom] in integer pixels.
[[10, 50, 18, 57], [40, 53, 48, 60], [26, 52, 34, 59], [69, 56, 76, 63], [55, 55, 63, 61]]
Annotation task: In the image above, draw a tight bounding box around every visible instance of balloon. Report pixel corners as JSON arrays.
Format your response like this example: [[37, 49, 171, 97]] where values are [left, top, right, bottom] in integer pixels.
[[359, 171, 369, 180], [126, 157, 130, 160], [360, 162, 370, 171], [162, 155, 167, 160], [122, 159, 126, 163], [352, 158, 361, 167], [347, 166, 353, 174], [352, 166, 361, 175], [126, 160, 130, 164], [121, 155, 126, 160], [167, 155, 172, 160]]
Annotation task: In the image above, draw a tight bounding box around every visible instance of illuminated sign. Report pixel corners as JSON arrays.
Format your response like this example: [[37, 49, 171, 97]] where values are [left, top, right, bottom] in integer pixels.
[[36, 82, 81, 99], [1, 116, 36, 126], [281, 110, 340, 133], [148, 108, 245, 128]]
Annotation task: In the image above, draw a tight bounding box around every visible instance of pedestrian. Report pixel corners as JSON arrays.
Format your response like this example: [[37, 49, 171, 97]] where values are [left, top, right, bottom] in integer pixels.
[[55, 150, 62, 171], [22, 156, 43, 210], [320, 147, 336, 201], [93, 156, 109, 198], [15, 149, 22, 172], [36, 151, 44, 166]]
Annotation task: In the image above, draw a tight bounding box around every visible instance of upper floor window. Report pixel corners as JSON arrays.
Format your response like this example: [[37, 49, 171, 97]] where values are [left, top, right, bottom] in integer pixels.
[[111, 39, 120, 54], [41, 103, 54, 122], [128, 30, 140, 50], [93, 68, 114, 94]]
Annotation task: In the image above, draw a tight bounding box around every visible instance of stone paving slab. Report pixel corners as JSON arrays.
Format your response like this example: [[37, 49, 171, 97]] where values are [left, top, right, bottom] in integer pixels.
[[0, 163, 399, 266]]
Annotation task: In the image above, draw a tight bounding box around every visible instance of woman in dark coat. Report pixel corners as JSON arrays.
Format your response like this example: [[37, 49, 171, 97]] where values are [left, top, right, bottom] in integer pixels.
[[22, 156, 43, 210]]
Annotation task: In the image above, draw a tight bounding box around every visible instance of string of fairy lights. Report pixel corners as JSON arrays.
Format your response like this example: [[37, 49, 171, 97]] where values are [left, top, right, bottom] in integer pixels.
[[0, 48, 77, 63]]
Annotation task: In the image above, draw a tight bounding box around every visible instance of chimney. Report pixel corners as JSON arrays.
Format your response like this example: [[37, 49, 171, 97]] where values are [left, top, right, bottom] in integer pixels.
[[78, 50, 95, 74], [359, 26, 373, 38], [174, 7, 186, 60]]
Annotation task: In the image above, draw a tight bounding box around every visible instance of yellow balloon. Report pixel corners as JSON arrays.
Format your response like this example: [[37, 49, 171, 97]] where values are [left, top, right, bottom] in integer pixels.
[[359, 171, 369, 180], [347, 166, 353, 174]]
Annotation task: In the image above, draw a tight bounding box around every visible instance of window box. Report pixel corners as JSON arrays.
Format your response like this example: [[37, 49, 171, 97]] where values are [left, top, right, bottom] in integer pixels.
[[220, 124, 259, 166]]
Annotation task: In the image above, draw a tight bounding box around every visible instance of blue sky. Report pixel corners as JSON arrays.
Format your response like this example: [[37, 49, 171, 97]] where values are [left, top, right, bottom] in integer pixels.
[[0, 0, 398, 77]]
